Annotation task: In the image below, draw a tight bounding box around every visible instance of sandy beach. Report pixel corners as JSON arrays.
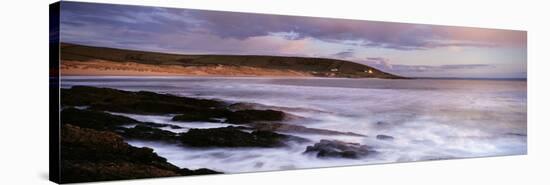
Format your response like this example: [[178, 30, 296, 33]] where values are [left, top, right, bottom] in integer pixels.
[[60, 60, 314, 77]]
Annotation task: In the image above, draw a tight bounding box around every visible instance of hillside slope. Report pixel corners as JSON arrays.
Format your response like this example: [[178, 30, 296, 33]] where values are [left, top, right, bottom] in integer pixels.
[[60, 43, 405, 79]]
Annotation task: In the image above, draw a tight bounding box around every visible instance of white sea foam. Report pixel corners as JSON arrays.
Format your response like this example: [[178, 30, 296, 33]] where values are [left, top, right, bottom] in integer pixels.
[[109, 112, 238, 133], [62, 76, 527, 172]]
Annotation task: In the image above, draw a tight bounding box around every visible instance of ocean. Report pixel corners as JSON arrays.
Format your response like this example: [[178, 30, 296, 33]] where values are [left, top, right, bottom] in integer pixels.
[[60, 76, 527, 173]]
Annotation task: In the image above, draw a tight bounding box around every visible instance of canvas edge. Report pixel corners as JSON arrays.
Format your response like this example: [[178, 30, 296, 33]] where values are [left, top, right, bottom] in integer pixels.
[[49, 1, 61, 184]]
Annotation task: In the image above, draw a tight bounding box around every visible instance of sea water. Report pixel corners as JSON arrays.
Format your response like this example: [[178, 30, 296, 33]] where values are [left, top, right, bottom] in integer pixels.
[[61, 76, 527, 173]]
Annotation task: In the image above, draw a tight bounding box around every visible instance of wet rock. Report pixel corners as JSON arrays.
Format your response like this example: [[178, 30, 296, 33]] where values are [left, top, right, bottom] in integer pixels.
[[61, 108, 140, 130], [228, 102, 259, 111], [172, 112, 225, 123], [62, 86, 294, 125], [179, 168, 222, 176], [142, 122, 183, 129], [226, 109, 286, 124], [179, 126, 307, 147], [62, 108, 182, 131], [61, 86, 227, 115], [61, 161, 181, 183], [228, 103, 306, 120], [60, 124, 221, 183], [304, 139, 372, 159], [118, 125, 179, 142], [376, 134, 394, 140], [249, 123, 365, 137]]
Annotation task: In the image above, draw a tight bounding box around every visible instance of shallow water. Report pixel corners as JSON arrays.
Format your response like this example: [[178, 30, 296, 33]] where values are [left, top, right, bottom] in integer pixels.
[[61, 76, 527, 173]]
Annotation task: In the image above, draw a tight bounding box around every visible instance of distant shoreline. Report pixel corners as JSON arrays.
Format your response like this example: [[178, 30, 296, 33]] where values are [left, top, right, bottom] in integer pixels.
[[59, 74, 526, 82], [60, 43, 407, 79], [413, 77, 527, 81], [58, 43, 526, 81]]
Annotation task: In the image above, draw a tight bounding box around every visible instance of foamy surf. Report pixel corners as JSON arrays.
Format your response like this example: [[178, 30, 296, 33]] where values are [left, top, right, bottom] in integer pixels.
[[61, 76, 527, 173]]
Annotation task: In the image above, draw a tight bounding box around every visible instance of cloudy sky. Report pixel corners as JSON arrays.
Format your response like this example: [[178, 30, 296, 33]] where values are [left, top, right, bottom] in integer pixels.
[[59, 2, 527, 78]]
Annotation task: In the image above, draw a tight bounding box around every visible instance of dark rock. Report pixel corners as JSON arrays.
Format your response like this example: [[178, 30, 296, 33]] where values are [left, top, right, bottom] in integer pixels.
[[228, 103, 306, 120], [61, 108, 139, 130], [61, 108, 182, 132], [62, 86, 296, 126], [60, 124, 221, 183], [141, 122, 183, 129], [249, 123, 365, 137], [118, 125, 179, 142], [172, 108, 232, 123], [228, 102, 258, 111], [304, 139, 372, 159], [61, 86, 227, 115], [226, 109, 286, 124], [61, 161, 181, 183], [376, 134, 394, 140], [172, 113, 224, 123], [179, 126, 307, 147], [179, 168, 222, 175]]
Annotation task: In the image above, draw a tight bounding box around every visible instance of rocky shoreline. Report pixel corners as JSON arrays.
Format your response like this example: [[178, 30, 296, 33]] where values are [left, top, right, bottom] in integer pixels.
[[60, 124, 220, 183], [60, 86, 380, 182]]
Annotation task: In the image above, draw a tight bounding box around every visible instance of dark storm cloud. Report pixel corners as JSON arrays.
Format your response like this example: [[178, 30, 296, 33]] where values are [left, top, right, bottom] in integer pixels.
[[59, 2, 526, 52], [61, 2, 203, 50], [60, 2, 195, 35]]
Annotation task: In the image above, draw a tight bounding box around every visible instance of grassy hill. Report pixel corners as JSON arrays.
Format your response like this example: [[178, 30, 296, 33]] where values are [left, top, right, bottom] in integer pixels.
[[60, 43, 405, 79]]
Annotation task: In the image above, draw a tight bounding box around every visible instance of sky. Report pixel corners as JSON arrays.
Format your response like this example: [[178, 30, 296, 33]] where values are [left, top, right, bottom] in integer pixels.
[[59, 1, 527, 78]]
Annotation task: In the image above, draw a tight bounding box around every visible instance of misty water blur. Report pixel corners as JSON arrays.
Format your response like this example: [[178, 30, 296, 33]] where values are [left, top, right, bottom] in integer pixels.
[[61, 76, 527, 173]]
